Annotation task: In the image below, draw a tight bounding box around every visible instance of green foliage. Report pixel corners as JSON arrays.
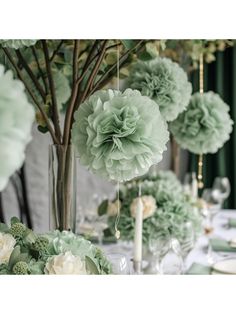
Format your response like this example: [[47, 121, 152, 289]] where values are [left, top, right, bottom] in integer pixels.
[[98, 199, 108, 216]]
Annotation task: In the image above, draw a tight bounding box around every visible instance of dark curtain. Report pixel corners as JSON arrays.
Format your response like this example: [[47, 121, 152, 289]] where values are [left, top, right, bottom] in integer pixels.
[[189, 46, 236, 208]]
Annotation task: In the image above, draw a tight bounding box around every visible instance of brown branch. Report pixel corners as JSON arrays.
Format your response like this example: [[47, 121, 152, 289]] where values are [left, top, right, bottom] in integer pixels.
[[90, 40, 144, 94], [79, 40, 108, 104], [15, 50, 46, 102], [31, 46, 49, 94], [63, 40, 80, 146], [2, 47, 59, 145], [76, 41, 122, 85], [49, 40, 64, 62], [42, 40, 62, 143]]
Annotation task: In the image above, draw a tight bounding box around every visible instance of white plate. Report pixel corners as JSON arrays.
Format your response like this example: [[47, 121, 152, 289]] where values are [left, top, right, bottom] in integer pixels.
[[212, 259, 236, 274]]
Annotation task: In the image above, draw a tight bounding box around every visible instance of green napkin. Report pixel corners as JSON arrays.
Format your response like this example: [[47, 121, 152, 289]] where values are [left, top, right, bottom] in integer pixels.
[[210, 238, 236, 253], [228, 218, 236, 228], [186, 263, 211, 275]]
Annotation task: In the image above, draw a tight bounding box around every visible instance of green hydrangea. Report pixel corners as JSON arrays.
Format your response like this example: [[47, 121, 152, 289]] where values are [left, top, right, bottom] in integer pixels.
[[10, 223, 26, 238], [0, 40, 37, 49], [107, 171, 202, 244], [170, 92, 234, 154], [128, 57, 192, 121], [72, 89, 169, 182], [45, 230, 111, 274], [12, 261, 29, 275]]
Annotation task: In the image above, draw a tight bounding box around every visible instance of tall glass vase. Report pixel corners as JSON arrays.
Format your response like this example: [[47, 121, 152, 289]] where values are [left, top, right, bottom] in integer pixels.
[[49, 144, 76, 232]]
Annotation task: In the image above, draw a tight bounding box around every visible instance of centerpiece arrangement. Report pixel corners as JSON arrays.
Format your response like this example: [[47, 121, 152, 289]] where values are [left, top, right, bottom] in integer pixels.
[[0, 217, 111, 274], [98, 171, 202, 245]]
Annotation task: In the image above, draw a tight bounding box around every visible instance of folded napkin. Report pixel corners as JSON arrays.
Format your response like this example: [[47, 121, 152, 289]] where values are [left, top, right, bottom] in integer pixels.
[[186, 263, 211, 275], [210, 238, 236, 253], [228, 218, 236, 228]]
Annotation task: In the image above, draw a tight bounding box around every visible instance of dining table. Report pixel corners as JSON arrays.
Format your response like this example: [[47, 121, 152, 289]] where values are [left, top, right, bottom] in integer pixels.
[[100, 209, 236, 274]]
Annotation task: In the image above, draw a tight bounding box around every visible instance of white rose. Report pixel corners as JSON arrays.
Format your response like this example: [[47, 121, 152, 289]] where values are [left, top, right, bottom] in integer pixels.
[[0, 232, 16, 264], [130, 195, 156, 220], [45, 251, 87, 275], [107, 200, 121, 217]]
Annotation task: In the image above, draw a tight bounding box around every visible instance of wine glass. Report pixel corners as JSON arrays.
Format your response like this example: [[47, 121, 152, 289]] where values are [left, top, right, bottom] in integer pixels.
[[179, 221, 195, 270], [160, 238, 184, 275], [106, 253, 131, 275], [212, 177, 231, 208], [183, 172, 198, 199], [145, 233, 170, 274]]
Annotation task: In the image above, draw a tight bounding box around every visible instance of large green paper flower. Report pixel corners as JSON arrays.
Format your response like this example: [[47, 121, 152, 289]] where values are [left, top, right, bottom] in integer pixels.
[[0, 65, 34, 191], [72, 89, 169, 182], [0, 40, 37, 49], [128, 57, 192, 121], [170, 91, 234, 154]]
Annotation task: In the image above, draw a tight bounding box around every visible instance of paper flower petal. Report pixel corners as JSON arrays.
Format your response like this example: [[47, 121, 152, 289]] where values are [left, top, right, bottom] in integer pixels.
[[72, 89, 169, 182]]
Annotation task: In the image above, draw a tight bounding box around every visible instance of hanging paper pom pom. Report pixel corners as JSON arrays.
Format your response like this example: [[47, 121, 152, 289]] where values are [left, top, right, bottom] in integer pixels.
[[170, 91, 233, 154], [0, 65, 34, 191], [128, 57, 192, 122], [0, 40, 37, 49], [72, 89, 169, 182]]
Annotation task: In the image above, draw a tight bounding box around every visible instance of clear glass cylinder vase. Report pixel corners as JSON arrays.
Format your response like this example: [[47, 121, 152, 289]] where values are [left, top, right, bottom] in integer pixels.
[[49, 144, 76, 232]]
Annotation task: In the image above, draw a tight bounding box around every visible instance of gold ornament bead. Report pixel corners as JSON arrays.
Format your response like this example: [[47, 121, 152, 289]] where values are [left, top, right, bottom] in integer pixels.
[[198, 181, 204, 189], [115, 230, 120, 239]]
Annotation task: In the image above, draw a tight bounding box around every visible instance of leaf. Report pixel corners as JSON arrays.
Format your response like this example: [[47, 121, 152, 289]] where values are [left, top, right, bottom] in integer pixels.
[[8, 246, 21, 269], [37, 125, 49, 134], [138, 51, 153, 61], [85, 256, 99, 274], [23, 229, 37, 245], [97, 199, 108, 216], [0, 223, 9, 233], [121, 40, 136, 50], [10, 217, 20, 226]]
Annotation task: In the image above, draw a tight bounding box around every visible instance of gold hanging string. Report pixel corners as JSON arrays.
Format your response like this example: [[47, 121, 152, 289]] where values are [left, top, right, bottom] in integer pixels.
[[114, 181, 120, 239], [114, 44, 121, 240], [198, 51, 204, 189]]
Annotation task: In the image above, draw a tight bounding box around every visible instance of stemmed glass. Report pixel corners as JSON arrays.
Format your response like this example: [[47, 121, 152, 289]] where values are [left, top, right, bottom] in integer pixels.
[[179, 221, 195, 270], [183, 172, 198, 199], [106, 253, 131, 274], [160, 238, 184, 275], [201, 188, 221, 264], [212, 177, 231, 208], [145, 233, 170, 274]]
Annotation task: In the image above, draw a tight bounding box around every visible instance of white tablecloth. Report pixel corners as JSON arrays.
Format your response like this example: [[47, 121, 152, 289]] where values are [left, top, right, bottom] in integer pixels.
[[100, 210, 236, 273]]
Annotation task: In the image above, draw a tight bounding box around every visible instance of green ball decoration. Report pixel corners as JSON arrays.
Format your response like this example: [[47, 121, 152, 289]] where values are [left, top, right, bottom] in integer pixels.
[[12, 261, 29, 275], [128, 57, 192, 121], [72, 89, 169, 182], [33, 236, 49, 253], [10, 223, 26, 238], [0, 40, 37, 49], [170, 91, 234, 154]]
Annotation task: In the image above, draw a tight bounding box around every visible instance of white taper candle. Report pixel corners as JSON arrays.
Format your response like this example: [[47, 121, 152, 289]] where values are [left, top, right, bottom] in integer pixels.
[[133, 187, 143, 263]]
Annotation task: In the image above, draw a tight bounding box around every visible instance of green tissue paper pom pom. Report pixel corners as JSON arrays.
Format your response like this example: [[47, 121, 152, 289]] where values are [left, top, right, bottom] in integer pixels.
[[170, 91, 234, 154], [128, 57, 192, 122], [72, 88, 169, 182], [12, 261, 29, 275], [10, 223, 26, 238]]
